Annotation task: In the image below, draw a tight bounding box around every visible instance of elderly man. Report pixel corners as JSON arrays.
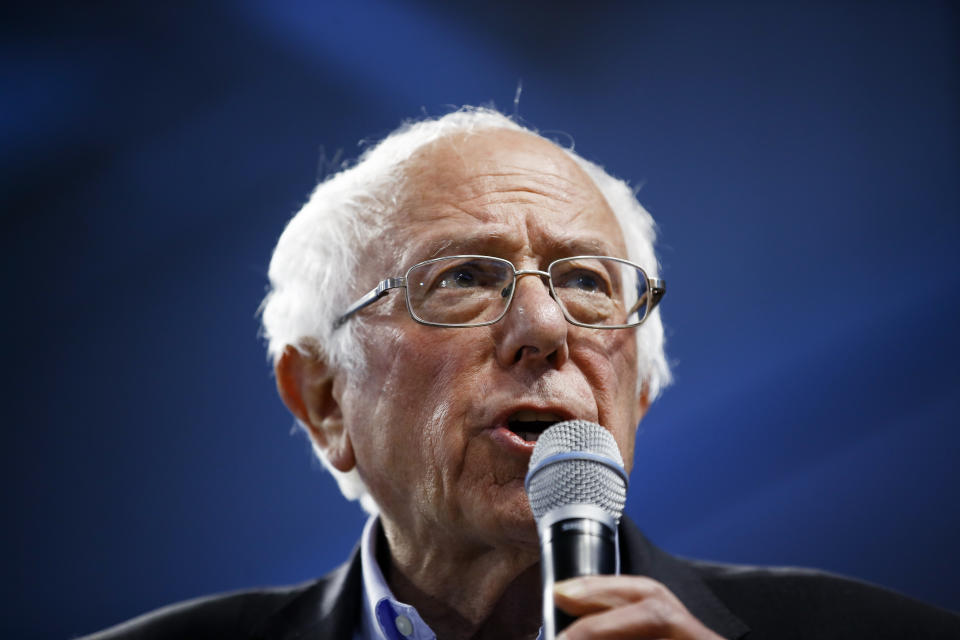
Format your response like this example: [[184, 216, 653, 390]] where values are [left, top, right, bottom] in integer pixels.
[[86, 109, 958, 639]]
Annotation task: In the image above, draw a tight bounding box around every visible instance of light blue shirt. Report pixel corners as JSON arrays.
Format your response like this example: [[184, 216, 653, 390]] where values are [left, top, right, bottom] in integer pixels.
[[353, 515, 544, 640], [355, 516, 436, 640]]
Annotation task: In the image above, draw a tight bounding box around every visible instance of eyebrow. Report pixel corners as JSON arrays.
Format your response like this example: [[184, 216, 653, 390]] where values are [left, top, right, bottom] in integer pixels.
[[418, 232, 619, 262], [421, 233, 520, 259], [544, 234, 617, 257]]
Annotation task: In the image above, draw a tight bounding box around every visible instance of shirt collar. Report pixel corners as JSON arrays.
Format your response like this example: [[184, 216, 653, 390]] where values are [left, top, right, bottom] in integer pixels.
[[358, 514, 544, 640], [359, 515, 437, 640]]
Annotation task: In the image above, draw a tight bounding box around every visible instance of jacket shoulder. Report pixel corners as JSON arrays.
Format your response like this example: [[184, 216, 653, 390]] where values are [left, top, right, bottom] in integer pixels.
[[75, 582, 318, 640], [688, 559, 960, 639], [76, 548, 364, 640], [78, 543, 364, 640]]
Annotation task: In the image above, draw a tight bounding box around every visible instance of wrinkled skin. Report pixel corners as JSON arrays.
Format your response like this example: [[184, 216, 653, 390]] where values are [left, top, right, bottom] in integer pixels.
[[277, 129, 722, 639]]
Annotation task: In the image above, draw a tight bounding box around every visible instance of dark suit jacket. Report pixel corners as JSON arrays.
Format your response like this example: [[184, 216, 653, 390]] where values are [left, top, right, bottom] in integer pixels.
[[80, 518, 960, 639]]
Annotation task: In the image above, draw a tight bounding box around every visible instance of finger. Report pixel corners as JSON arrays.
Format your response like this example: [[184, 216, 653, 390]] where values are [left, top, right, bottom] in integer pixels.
[[557, 599, 673, 640], [554, 575, 672, 617], [557, 598, 722, 640]]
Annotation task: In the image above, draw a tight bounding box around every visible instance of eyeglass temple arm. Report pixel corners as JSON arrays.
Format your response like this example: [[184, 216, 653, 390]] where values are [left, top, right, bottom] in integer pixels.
[[333, 277, 406, 329], [626, 277, 666, 317], [649, 278, 665, 310]]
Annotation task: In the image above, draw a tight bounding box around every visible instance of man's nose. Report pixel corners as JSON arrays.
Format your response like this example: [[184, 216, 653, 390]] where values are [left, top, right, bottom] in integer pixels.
[[494, 272, 569, 368]]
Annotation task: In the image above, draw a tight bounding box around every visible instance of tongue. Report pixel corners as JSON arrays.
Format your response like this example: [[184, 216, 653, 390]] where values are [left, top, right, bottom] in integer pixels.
[[509, 420, 557, 442]]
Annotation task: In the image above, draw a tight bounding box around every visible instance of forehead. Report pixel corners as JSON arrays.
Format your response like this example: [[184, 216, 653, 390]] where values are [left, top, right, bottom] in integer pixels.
[[390, 129, 626, 263]]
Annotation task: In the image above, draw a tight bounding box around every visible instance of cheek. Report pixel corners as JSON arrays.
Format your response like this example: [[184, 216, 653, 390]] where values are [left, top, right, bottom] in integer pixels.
[[399, 333, 478, 430], [340, 329, 426, 486], [348, 327, 485, 485], [575, 331, 638, 405], [412, 336, 491, 466], [573, 331, 640, 463]]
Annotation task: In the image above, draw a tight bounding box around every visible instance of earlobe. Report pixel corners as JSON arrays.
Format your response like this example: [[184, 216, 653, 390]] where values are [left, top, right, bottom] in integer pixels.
[[636, 383, 651, 423], [275, 344, 356, 472]]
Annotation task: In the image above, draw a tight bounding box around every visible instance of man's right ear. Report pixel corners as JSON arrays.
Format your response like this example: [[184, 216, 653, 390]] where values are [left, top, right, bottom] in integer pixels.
[[274, 344, 355, 473]]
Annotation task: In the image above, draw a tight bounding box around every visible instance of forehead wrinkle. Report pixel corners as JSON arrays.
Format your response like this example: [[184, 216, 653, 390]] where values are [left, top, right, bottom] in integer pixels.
[[393, 129, 623, 265], [546, 233, 617, 256], [420, 231, 517, 260], [394, 197, 623, 266], [519, 195, 626, 256], [448, 179, 591, 228], [528, 221, 623, 259], [456, 168, 581, 207], [474, 165, 581, 188], [401, 133, 602, 220]]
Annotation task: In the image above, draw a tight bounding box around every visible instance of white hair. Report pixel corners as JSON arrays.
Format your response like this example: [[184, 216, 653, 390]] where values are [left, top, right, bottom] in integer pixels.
[[260, 107, 671, 513]]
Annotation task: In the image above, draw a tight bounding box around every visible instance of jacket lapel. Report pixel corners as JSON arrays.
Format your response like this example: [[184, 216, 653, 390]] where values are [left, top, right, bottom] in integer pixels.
[[619, 518, 750, 639], [254, 544, 364, 639], [254, 520, 748, 639]]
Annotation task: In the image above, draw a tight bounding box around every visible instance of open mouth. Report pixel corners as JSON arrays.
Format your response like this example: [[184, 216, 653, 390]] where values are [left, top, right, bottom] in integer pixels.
[[506, 410, 563, 443]]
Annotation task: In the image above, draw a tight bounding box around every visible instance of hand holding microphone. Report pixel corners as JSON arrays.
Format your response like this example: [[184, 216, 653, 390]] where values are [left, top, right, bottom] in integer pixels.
[[525, 419, 628, 638], [526, 421, 724, 640]]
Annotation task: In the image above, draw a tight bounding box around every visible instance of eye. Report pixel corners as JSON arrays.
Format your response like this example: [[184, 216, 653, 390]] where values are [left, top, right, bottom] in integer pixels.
[[438, 267, 475, 287], [435, 260, 503, 289], [555, 268, 610, 295]]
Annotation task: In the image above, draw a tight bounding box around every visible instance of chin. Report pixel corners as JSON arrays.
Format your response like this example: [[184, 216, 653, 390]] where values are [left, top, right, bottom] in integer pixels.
[[471, 493, 540, 550]]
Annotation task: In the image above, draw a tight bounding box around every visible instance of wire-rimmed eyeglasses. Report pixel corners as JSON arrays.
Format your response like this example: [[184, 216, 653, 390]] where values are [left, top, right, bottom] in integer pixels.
[[334, 255, 665, 330]]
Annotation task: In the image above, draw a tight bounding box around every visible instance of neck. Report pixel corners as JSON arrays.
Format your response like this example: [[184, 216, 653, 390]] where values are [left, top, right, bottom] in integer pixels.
[[378, 518, 543, 640]]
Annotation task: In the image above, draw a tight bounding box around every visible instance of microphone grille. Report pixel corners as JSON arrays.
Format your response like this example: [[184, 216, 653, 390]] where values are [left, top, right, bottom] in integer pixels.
[[525, 419, 628, 524]]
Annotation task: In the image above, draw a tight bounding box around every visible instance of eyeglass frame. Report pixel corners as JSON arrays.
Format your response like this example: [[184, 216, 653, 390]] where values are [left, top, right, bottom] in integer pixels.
[[333, 254, 665, 330]]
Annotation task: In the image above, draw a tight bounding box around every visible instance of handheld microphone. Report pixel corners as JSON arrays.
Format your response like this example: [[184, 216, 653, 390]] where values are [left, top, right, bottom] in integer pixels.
[[525, 420, 628, 640]]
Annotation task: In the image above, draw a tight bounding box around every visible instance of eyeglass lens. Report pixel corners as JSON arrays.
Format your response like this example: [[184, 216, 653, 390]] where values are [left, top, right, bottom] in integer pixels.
[[405, 257, 649, 327]]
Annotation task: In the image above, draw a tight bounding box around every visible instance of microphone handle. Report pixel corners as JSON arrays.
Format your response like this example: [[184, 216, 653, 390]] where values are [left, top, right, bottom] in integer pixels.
[[540, 515, 617, 639]]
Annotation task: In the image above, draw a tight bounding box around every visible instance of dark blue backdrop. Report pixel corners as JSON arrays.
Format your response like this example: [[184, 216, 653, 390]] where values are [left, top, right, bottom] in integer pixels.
[[3, 2, 958, 638]]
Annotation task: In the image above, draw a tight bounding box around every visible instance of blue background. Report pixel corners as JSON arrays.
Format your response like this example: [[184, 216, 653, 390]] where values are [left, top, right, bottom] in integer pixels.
[[3, 2, 958, 638]]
